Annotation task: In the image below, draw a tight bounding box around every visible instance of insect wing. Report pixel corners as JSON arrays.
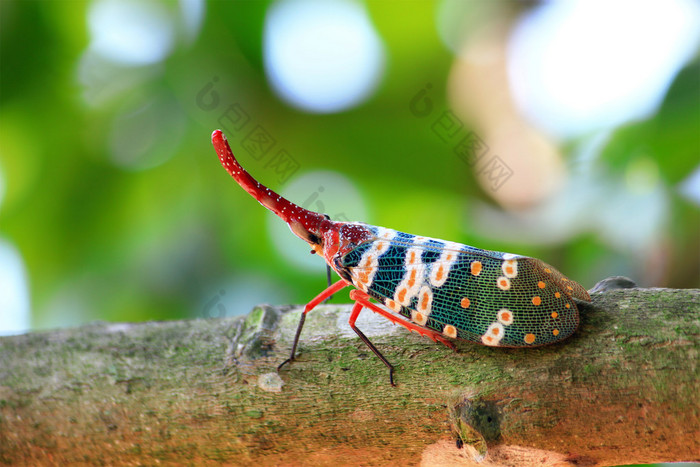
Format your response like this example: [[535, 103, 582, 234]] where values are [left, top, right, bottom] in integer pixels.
[[339, 228, 587, 348], [426, 253, 585, 347]]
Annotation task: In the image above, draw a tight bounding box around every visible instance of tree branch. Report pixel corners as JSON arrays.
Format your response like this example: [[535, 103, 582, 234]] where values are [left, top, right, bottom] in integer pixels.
[[1, 284, 697, 466]]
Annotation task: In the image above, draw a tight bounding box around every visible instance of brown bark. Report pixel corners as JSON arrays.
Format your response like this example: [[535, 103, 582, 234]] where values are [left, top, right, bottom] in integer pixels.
[[0, 285, 697, 466]]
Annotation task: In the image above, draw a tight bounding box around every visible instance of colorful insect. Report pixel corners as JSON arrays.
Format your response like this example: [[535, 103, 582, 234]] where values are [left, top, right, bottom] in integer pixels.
[[212, 130, 591, 385]]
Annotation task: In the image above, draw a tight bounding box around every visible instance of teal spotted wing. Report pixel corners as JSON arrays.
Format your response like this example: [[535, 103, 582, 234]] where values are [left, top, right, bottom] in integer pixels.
[[338, 227, 590, 348]]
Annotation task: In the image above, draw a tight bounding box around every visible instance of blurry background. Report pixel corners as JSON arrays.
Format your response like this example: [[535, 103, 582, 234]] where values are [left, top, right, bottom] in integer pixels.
[[1, 0, 698, 335]]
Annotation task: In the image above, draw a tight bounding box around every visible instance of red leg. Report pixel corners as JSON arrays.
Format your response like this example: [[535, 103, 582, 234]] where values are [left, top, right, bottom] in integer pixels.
[[349, 289, 456, 351], [304, 280, 349, 313], [278, 280, 350, 371]]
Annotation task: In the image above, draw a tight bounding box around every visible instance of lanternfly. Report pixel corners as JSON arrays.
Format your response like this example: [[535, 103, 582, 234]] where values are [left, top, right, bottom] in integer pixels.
[[212, 130, 590, 385]]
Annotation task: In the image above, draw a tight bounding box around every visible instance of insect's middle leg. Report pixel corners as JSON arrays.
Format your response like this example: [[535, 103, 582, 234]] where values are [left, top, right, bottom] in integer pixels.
[[349, 290, 456, 351]]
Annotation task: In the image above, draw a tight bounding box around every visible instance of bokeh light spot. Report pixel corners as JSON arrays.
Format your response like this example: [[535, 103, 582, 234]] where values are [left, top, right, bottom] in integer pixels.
[[263, 0, 385, 113], [0, 239, 30, 336], [507, 0, 700, 138], [679, 164, 700, 206], [88, 0, 175, 66]]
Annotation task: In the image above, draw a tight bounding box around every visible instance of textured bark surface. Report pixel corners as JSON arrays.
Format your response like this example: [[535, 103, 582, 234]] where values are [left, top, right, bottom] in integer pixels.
[[0, 286, 698, 466]]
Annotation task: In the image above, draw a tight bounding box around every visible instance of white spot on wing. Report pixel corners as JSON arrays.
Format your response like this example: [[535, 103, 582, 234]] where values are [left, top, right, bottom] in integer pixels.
[[502, 259, 518, 278], [417, 285, 432, 315], [481, 322, 505, 346], [429, 241, 461, 287]]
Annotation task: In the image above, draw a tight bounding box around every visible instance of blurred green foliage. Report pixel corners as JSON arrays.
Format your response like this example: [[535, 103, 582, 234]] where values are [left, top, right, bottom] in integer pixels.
[[0, 0, 697, 332]]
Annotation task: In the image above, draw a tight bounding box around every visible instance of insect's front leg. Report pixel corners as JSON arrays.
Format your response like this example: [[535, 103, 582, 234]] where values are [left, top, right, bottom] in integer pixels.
[[277, 280, 349, 372]]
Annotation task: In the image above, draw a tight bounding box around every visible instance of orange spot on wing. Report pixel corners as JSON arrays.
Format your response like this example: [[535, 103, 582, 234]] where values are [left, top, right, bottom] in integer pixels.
[[567, 285, 573, 291], [497, 309, 513, 326], [444, 325, 457, 338], [538, 281, 546, 289], [544, 268, 552, 273], [435, 266, 444, 281], [551, 312, 558, 319], [491, 327, 500, 336], [532, 296, 541, 306], [398, 288, 407, 303], [460, 297, 471, 308], [420, 292, 429, 309], [358, 271, 370, 284], [524, 333, 536, 344], [471, 261, 482, 276], [555, 292, 561, 298], [502, 259, 517, 278], [497, 277, 511, 290], [552, 329, 560, 336], [408, 269, 417, 287], [565, 303, 571, 309]]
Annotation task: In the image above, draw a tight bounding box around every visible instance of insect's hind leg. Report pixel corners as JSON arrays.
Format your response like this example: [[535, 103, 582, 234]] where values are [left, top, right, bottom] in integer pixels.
[[348, 301, 396, 386], [349, 290, 456, 351]]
